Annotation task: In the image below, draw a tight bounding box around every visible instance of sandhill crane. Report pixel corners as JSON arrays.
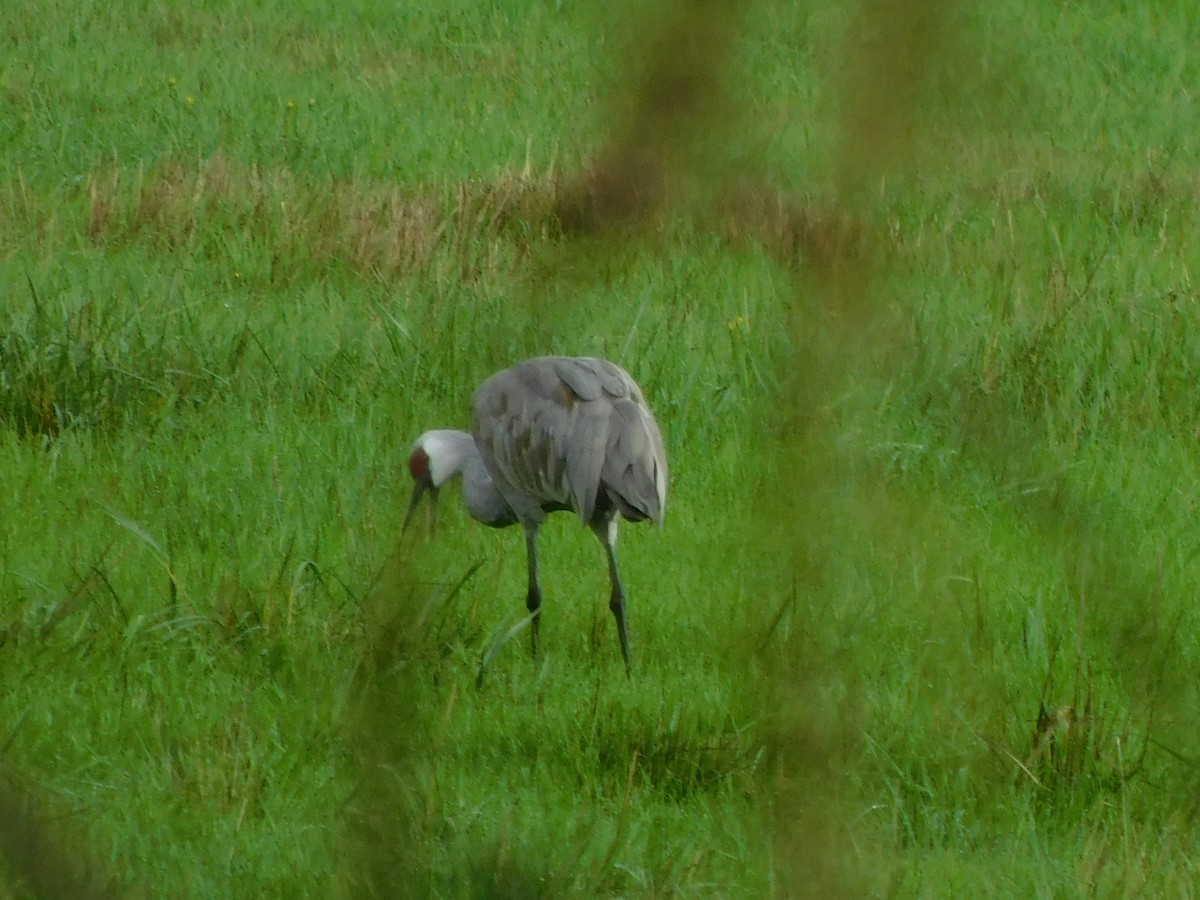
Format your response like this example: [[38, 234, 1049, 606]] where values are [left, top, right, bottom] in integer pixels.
[[403, 356, 668, 677]]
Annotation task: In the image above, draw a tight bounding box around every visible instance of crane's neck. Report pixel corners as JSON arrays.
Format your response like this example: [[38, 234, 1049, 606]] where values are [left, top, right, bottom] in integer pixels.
[[423, 429, 516, 528]]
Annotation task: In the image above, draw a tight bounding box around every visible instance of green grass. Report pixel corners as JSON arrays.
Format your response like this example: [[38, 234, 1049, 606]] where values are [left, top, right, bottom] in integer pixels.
[[2, 0, 1200, 896]]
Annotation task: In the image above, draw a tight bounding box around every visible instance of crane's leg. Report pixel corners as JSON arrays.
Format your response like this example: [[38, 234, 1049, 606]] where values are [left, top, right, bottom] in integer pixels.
[[594, 517, 631, 677], [524, 522, 542, 659]]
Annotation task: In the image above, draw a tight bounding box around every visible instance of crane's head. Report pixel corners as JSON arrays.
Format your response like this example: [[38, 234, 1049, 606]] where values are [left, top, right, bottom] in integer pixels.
[[402, 430, 469, 535]]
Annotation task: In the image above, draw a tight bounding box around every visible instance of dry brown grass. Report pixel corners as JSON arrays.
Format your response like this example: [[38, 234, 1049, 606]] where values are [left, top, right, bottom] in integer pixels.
[[79, 154, 564, 287], [74, 149, 879, 292]]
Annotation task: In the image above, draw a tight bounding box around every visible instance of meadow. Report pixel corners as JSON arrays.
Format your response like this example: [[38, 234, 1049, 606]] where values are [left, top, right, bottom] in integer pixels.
[[1, 0, 1199, 896]]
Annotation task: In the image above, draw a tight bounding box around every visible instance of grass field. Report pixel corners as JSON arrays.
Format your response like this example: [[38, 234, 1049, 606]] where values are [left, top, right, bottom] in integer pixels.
[[2, 0, 1199, 896]]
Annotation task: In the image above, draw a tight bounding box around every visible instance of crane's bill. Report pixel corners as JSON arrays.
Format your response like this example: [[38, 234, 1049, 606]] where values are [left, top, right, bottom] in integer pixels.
[[402, 482, 439, 535]]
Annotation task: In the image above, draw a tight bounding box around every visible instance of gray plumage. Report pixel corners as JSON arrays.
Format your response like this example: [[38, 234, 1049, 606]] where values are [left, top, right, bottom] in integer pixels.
[[403, 356, 668, 676]]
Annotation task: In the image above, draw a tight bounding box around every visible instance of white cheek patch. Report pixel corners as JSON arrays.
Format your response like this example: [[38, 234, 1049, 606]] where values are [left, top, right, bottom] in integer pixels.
[[422, 433, 454, 486]]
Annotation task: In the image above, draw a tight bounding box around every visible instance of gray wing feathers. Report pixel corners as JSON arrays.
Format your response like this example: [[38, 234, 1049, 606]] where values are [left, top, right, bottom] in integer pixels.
[[601, 399, 667, 524], [551, 357, 635, 402], [566, 404, 609, 523], [472, 375, 573, 516], [472, 356, 667, 525]]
